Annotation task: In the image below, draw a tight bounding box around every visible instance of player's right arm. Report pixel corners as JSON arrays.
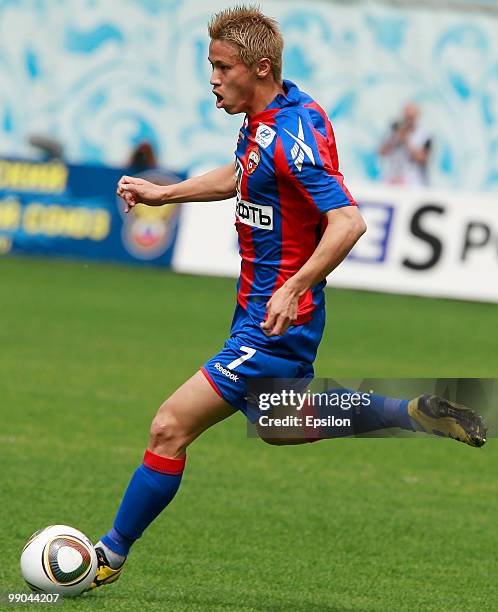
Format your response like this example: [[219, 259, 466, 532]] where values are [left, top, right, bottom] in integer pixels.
[[117, 162, 236, 213]]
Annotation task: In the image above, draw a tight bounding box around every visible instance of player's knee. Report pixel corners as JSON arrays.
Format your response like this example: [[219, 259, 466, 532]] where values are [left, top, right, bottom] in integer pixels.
[[149, 409, 189, 455]]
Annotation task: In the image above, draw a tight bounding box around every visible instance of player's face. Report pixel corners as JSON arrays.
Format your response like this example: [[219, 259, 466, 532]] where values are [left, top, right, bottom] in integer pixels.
[[208, 39, 258, 115]]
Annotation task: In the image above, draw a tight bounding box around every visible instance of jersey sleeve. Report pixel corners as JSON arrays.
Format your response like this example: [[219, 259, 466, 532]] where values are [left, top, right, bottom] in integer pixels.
[[275, 112, 355, 213]]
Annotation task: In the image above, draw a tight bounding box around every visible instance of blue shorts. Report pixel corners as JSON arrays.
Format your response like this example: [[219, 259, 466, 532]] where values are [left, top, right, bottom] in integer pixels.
[[202, 304, 325, 422]]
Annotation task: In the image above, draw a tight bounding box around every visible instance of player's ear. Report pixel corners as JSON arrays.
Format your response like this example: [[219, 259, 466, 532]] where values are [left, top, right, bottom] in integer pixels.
[[256, 57, 272, 79]]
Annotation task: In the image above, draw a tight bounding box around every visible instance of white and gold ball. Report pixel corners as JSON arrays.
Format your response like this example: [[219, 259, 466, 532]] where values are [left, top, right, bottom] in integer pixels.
[[20, 525, 97, 596]]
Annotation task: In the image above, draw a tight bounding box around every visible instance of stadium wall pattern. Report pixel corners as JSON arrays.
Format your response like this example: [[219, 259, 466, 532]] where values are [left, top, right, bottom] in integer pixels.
[[1, 0, 498, 192]]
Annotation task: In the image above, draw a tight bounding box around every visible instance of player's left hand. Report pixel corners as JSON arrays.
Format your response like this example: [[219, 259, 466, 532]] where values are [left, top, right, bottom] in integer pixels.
[[260, 284, 299, 337]]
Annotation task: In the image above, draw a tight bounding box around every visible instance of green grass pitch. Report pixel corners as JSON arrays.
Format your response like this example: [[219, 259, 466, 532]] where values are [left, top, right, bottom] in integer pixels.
[[1, 255, 497, 611]]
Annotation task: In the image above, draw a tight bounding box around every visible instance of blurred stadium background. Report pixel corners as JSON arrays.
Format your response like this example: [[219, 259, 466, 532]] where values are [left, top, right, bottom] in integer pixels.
[[0, 0, 497, 299], [1, 1, 498, 610]]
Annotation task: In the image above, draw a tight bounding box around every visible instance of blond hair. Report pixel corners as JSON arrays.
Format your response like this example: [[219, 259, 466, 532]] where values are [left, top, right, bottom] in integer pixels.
[[208, 5, 284, 83]]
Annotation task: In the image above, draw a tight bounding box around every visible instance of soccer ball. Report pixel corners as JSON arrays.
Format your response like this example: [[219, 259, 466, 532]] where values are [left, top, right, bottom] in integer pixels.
[[20, 525, 97, 596]]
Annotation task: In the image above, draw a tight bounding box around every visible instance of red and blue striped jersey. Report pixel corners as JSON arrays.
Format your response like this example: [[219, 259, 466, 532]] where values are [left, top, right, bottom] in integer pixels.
[[234, 79, 356, 325]]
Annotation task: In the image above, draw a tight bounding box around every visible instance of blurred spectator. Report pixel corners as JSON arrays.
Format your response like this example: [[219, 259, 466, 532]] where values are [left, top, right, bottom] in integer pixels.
[[379, 103, 432, 186], [127, 141, 158, 174]]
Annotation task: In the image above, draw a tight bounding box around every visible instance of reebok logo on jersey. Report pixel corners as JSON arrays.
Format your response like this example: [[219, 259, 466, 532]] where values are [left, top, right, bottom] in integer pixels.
[[283, 117, 315, 172], [255, 124, 276, 149], [236, 200, 273, 230], [215, 362, 239, 381]]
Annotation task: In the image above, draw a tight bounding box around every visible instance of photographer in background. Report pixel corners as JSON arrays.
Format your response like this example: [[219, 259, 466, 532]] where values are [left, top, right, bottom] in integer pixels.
[[379, 102, 432, 186]]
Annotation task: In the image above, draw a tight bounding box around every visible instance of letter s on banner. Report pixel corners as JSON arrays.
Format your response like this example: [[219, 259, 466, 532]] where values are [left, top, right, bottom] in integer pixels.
[[403, 204, 444, 270]]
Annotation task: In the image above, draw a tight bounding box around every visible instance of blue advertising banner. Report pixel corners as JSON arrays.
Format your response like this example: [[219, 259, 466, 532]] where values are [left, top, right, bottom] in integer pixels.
[[0, 158, 184, 266]]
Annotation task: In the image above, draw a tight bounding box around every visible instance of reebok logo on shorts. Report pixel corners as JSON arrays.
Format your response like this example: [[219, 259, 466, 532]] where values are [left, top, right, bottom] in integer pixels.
[[215, 362, 239, 381]]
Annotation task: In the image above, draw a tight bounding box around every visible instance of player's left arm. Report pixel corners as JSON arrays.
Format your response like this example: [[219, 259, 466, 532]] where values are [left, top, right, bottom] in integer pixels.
[[261, 206, 366, 337]]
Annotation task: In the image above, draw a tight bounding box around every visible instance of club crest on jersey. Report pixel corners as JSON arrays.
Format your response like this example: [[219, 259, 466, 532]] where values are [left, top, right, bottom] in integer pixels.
[[246, 147, 260, 174], [255, 124, 276, 149]]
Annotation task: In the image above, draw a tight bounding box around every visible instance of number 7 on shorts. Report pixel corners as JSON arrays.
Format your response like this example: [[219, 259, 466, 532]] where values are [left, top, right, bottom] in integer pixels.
[[226, 346, 256, 370]]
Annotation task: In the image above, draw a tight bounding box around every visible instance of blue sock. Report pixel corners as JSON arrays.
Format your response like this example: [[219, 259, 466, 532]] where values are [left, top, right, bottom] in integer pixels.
[[305, 389, 414, 439], [352, 393, 414, 434], [101, 449, 186, 557]]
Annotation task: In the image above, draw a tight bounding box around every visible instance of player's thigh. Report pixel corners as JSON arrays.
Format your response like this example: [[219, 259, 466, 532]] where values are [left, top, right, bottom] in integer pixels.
[[152, 370, 236, 444]]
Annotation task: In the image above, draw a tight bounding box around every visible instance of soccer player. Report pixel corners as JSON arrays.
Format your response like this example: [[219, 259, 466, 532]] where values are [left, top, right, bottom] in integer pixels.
[[89, 6, 486, 590]]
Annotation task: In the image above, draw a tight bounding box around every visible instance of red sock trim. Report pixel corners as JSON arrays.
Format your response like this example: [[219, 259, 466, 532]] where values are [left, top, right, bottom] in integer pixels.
[[200, 366, 224, 399], [143, 449, 186, 475]]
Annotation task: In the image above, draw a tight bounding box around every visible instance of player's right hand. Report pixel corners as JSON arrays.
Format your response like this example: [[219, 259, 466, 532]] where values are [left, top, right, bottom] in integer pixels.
[[116, 176, 165, 213], [260, 284, 299, 337]]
